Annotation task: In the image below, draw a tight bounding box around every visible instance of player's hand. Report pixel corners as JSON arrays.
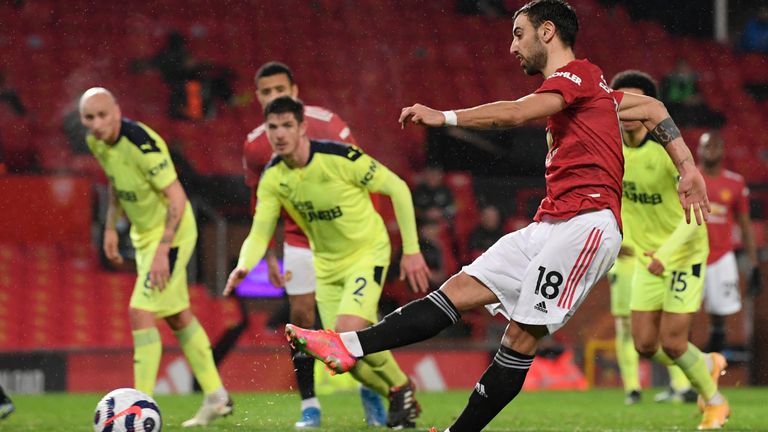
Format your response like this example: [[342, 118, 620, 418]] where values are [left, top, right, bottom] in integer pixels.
[[399, 104, 445, 129], [677, 166, 710, 225], [224, 267, 250, 296], [149, 243, 171, 290], [266, 254, 285, 288], [400, 252, 431, 293], [748, 266, 763, 297], [643, 251, 665, 276], [103, 228, 124, 265]]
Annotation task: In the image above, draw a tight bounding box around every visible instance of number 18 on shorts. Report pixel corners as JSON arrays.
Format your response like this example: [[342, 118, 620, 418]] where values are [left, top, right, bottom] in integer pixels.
[[464, 209, 622, 334]]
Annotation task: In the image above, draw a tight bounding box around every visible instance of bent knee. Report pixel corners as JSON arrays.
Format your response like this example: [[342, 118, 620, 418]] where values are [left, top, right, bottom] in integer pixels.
[[634, 340, 658, 358]]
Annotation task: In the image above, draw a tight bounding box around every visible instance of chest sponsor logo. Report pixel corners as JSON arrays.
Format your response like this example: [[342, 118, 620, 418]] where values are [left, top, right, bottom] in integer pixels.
[[116, 189, 138, 202], [623, 181, 662, 205], [293, 201, 344, 222]]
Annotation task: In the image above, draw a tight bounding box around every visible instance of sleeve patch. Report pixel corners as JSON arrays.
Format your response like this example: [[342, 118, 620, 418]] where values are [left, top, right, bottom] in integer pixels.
[[304, 106, 334, 122], [122, 120, 160, 154], [311, 140, 363, 161]]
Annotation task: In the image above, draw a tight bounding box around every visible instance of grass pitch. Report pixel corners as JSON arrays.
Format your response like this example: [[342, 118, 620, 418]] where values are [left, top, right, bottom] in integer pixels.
[[3, 388, 766, 431]]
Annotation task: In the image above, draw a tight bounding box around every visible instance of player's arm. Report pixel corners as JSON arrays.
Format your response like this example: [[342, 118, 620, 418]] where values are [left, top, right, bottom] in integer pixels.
[[103, 185, 125, 265], [399, 93, 565, 129], [646, 216, 701, 275], [224, 180, 281, 295], [348, 151, 431, 292], [737, 206, 762, 296], [618, 92, 710, 224], [149, 180, 188, 290]]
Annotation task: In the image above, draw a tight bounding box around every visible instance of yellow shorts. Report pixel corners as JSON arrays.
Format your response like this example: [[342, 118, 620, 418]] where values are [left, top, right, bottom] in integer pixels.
[[630, 258, 706, 314], [609, 255, 636, 317], [315, 262, 387, 330], [129, 229, 197, 318]]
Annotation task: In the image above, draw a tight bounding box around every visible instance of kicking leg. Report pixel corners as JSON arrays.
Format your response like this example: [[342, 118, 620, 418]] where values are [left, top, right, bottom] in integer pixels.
[[449, 320, 545, 432]]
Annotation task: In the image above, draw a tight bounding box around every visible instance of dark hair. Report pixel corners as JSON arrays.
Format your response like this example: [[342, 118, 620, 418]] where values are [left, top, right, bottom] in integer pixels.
[[514, 0, 578, 48], [255, 61, 295, 84], [610, 70, 658, 99], [264, 96, 304, 123]]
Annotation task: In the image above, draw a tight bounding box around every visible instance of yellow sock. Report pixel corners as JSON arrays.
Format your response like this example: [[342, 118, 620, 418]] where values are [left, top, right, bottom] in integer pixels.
[[615, 318, 640, 392], [667, 365, 691, 391], [360, 350, 408, 388], [132, 327, 162, 396], [315, 361, 359, 395], [674, 343, 716, 400], [350, 361, 391, 396], [652, 348, 674, 365], [174, 318, 223, 395]]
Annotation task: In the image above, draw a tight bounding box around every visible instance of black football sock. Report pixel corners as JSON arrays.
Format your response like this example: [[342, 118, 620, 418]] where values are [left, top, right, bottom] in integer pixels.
[[707, 314, 726, 353], [357, 290, 460, 354], [449, 346, 534, 432], [291, 346, 316, 400]]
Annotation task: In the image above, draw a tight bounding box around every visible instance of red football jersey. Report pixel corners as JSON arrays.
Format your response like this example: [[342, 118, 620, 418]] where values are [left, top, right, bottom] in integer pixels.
[[533, 59, 624, 229], [703, 169, 750, 263], [243, 105, 356, 247]]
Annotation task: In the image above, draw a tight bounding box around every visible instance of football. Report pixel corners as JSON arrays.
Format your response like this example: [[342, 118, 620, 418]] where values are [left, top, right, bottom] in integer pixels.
[[93, 388, 162, 432]]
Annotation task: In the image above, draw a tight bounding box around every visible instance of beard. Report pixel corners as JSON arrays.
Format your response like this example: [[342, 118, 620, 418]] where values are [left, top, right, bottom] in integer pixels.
[[522, 38, 548, 75]]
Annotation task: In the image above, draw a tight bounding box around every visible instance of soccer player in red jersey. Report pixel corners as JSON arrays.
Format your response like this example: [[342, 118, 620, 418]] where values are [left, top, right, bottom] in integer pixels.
[[243, 62, 386, 428], [698, 131, 762, 352], [287, 1, 712, 430]]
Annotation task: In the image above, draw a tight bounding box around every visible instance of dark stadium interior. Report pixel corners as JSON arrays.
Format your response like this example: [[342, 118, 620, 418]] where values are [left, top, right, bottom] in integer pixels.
[[1, 0, 767, 412]]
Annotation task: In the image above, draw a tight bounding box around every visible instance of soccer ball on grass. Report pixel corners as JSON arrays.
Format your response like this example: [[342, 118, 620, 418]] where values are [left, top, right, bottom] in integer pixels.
[[93, 388, 162, 432]]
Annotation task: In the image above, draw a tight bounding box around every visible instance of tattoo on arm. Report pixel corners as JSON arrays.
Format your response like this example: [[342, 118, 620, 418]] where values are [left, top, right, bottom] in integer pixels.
[[161, 204, 181, 244], [649, 117, 681, 147]]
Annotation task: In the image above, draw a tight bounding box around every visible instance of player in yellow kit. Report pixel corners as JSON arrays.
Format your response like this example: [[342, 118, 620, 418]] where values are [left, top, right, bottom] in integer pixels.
[[80, 87, 231, 428], [609, 71, 728, 429], [224, 96, 431, 428], [608, 71, 696, 406]]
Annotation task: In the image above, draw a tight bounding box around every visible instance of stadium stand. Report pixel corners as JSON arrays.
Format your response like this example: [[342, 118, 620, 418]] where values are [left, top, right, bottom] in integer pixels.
[[0, 0, 766, 357]]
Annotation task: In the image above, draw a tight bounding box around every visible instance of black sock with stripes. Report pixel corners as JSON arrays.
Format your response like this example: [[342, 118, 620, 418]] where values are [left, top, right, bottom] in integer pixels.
[[357, 290, 461, 354], [450, 346, 534, 432], [291, 347, 316, 400]]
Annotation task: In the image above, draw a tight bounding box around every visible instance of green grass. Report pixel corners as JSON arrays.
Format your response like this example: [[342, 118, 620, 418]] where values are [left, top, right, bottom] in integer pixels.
[[3, 388, 766, 431]]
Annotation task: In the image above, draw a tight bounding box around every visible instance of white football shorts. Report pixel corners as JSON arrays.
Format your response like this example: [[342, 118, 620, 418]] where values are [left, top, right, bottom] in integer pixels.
[[703, 251, 741, 315], [464, 209, 622, 334], [284, 244, 316, 296]]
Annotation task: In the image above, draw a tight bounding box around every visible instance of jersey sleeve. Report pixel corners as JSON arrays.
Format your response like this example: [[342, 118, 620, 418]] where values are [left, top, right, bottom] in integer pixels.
[[736, 178, 750, 216], [336, 148, 420, 254], [242, 134, 274, 188], [306, 106, 357, 145], [237, 172, 281, 269], [137, 127, 178, 190], [534, 63, 592, 106], [654, 214, 700, 266], [327, 114, 356, 145]]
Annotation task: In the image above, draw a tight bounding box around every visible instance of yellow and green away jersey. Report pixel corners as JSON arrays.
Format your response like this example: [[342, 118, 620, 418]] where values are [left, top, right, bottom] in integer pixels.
[[621, 135, 708, 267], [238, 140, 419, 278], [87, 118, 194, 248]]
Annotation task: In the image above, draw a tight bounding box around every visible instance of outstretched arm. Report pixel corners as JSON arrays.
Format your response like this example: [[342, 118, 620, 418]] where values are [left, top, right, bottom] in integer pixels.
[[399, 93, 566, 129], [224, 185, 281, 295], [618, 92, 710, 224]]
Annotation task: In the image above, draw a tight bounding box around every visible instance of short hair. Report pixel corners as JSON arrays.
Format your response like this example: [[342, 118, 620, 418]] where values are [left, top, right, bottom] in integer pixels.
[[514, 0, 578, 48], [610, 70, 658, 99], [255, 61, 295, 84], [264, 96, 304, 123]]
